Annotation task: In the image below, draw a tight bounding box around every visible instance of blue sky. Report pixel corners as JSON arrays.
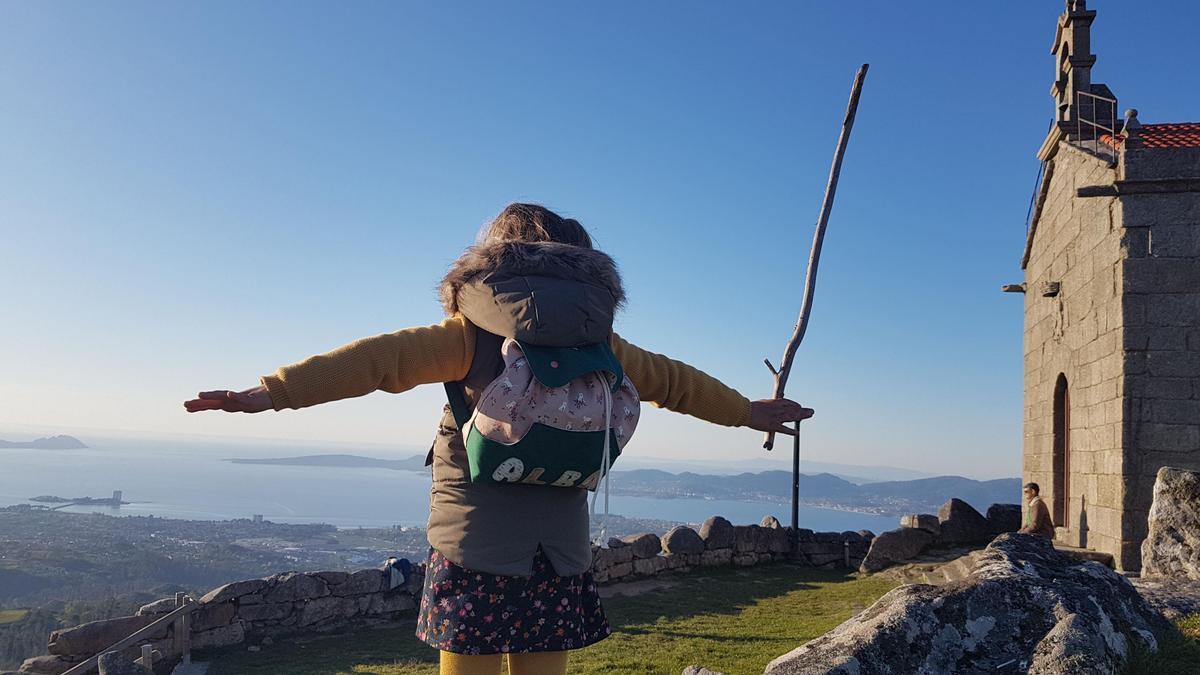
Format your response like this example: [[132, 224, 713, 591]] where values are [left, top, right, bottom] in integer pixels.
[[3, 1, 1197, 479]]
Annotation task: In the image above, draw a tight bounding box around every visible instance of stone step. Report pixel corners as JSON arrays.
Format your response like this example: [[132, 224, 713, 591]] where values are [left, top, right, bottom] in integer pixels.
[[171, 660, 209, 675], [1054, 543, 1115, 569]]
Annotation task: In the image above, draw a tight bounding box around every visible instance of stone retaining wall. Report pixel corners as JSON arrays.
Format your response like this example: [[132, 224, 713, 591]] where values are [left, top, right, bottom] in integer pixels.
[[16, 515, 874, 674], [593, 516, 873, 584]]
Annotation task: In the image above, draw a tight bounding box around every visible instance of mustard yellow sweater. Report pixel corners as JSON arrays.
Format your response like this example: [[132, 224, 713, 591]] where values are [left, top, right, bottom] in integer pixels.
[[260, 315, 752, 427]]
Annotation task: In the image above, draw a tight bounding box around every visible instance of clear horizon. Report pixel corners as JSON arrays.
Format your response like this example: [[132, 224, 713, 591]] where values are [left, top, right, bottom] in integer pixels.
[[0, 421, 1013, 480], [5, 2, 1198, 481]]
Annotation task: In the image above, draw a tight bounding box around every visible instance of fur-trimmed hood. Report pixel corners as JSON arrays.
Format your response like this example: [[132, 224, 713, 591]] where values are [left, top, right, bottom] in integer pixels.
[[439, 241, 625, 315], [439, 240, 625, 346]]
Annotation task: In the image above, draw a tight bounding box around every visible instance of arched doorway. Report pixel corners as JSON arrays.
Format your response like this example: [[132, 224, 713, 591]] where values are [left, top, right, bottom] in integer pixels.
[[1052, 374, 1070, 528]]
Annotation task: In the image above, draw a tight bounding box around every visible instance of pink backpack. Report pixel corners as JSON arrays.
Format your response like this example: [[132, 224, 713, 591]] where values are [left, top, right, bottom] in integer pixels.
[[444, 338, 641, 536]]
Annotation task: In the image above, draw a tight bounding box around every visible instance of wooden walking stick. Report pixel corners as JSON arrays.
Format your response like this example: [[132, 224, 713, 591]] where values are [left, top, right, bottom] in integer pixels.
[[764, 63, 868, 452], [764, 64, 868, 556]]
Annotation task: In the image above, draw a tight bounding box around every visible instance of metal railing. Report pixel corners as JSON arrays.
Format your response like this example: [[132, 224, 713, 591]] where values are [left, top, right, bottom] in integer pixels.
[[1024, 157, 1048, 239], [1072, 90, 1118, 163]]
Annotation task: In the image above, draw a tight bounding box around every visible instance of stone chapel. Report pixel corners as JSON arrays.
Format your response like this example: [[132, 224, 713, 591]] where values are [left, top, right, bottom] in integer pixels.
[[1017, 0, 1200, 572]]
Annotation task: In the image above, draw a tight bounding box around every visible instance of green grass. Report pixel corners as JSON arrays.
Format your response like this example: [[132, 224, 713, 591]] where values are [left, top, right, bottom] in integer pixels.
[[0, 609, 29, 625], [204, 566, 897, 675], [1125, 615, 1200, 675]]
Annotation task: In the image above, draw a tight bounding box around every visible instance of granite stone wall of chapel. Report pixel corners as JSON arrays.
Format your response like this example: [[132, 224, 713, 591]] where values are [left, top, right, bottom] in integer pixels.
[[1023, 143, 1127, 566], [1117, 146, 1200, 570]]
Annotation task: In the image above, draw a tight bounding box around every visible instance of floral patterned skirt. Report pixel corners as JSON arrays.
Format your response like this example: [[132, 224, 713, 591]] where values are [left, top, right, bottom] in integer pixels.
[[415, 547, 611, 654]]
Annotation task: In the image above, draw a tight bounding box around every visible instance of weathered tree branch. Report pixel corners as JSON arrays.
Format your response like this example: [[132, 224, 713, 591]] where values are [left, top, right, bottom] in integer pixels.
[[765, 63, 868, 450]]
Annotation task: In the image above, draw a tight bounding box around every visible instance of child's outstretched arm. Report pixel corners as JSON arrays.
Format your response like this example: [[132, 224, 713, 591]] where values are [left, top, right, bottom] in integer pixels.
[[611, 333, 813, 435], [184, 317, 475, 414]]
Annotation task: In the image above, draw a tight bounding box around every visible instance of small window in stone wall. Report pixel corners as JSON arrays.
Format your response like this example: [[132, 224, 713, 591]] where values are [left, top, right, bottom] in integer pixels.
[[1053, 373, 1070, 529]]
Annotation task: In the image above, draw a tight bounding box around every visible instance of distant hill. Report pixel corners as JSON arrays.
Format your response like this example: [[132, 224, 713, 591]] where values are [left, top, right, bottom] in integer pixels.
[[0, 435, 87, 450], [608, 469, 1019, 516], [226, 454, 427, 471], [219, 454, 1017, 516], [615, 457, 937, 483]]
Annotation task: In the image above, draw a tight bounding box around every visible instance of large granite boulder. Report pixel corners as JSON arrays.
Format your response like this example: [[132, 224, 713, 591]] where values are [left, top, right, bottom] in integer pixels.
[[17, 655, 77, 675], [899, 513, 940, 536], [262, 572, 329, 603], [620, 533, 662, 559], [200, 578, 267, 604], [733, 525, 764, 553], [330, 569, 387, 596], [698, 516, 735, 549], [48, 615, 160, 656], [858, 528, 934, 573], [937, 498, 991, 544], [766, 534, 1172, 675], [662, 526, 705, 555], [1142, 466, 1200, 580], [96, 651, 143, 675], [985, 503, 1021, 535]]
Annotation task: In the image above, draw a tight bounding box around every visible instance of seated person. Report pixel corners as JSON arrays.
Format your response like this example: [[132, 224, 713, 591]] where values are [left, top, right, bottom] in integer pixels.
[[1018, 482, 1056, 539]]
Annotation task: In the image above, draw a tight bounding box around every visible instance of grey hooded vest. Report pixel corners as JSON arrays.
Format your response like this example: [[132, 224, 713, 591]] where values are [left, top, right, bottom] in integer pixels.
[[427, 240, 625, 577]]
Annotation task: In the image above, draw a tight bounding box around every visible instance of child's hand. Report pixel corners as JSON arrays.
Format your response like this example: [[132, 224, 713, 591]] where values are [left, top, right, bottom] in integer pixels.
[[748, 398, 814, 436], [184, 386, 273, 413]]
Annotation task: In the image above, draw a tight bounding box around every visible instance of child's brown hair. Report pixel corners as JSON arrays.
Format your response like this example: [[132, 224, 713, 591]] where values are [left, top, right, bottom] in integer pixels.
[[481, 203, 593, 248]]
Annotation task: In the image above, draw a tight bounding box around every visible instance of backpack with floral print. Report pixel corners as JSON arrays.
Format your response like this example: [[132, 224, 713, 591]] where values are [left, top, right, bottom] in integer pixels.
[[444, 338, 640, 491]]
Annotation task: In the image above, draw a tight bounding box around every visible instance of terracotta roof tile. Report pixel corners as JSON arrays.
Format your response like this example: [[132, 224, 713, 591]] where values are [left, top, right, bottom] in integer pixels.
[[1102, 123, 1200, 149]]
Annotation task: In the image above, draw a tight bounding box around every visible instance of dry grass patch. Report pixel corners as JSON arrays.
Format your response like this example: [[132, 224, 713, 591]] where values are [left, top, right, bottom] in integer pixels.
[[204, 565, 896, 675], [0, 609, 29, 625]]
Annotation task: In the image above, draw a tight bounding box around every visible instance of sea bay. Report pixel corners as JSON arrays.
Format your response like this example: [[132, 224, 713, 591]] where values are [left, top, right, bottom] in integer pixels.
[[0, 434, 899, 533]]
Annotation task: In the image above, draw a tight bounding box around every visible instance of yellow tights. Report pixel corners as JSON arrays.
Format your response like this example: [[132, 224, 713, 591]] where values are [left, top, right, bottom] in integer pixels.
[[439, 650, 569, 675]]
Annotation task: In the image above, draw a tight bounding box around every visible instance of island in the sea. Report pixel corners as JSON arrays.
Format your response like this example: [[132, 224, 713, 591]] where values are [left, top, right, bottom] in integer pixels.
[[0, 435, 87, 450], [226, 453, 428, 471], [29, 493, 129, 507]]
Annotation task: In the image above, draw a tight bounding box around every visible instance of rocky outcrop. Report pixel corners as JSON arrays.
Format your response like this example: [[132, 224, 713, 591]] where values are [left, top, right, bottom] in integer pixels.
[[985, 503, 1021, 535], [1141, 466, 1200, 580], [859, 528, 935, 573], [96, 650, 143, 675], [48, 615, 160, 656], [937, 498, 992, 544], [699, 516, 735, 549], [16, 656, 77, 675], [899, 513, 940, 536], [620, 533, 663, 559], [662, 526, 705, 555], [861, 500, 1021, 575], [767, 534, 1172, 675], [1131, 577, 1200, 621]]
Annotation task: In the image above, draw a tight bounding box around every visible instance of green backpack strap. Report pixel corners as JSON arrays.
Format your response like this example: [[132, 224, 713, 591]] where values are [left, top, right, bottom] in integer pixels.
[[443, 382, 473, 430]]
